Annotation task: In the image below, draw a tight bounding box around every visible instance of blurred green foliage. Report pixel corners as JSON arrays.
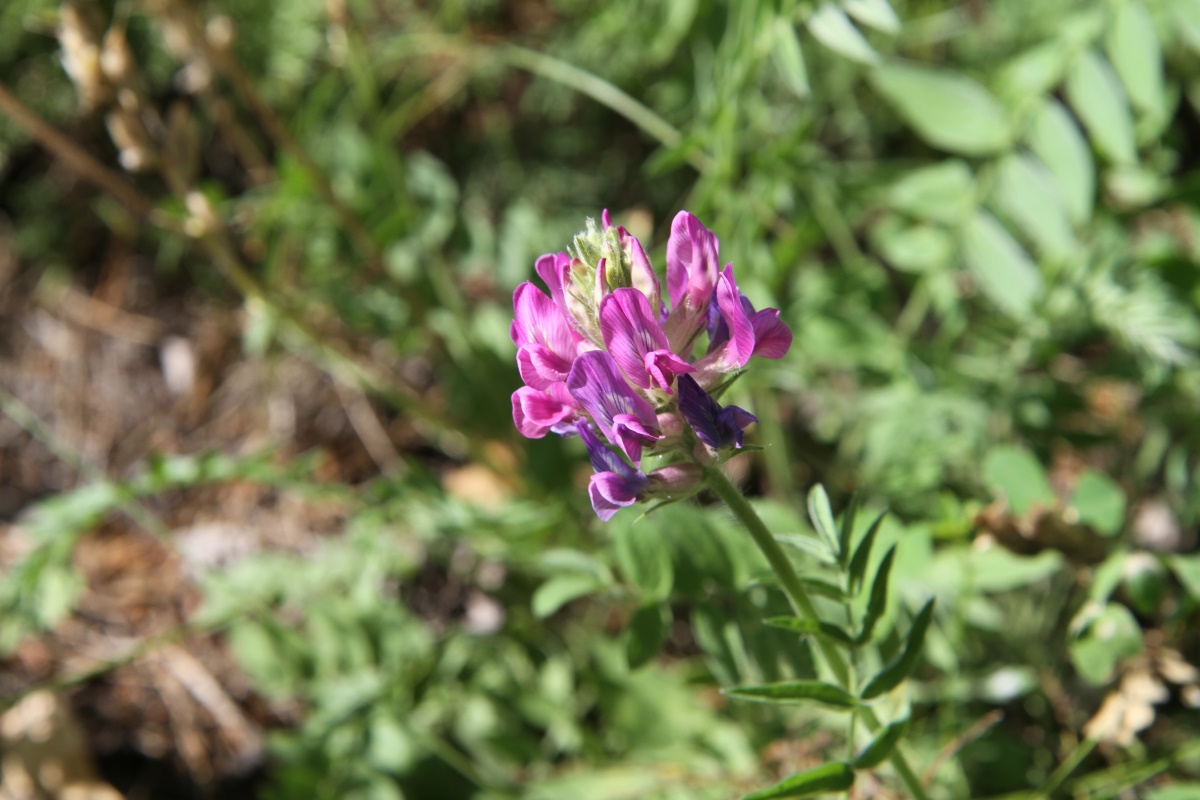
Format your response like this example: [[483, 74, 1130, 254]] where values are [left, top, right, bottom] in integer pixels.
[[4, 0, 1200, 797]]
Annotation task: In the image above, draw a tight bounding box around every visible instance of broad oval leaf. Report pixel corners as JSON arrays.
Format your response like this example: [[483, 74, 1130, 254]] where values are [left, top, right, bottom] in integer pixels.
[[961, 210, 1042, 319], [997, 42, 1070, 99], [844, 0, 901, 34], [1107, 1, 1165, 115], [861, 598, 936, 699], [742, 762, 855, 800], [992, 152, 1077, 257], [807, 2, 881, 65], [1027, 99, 1094, 224], [888, 160, 976, 223], [1066, 50, 1136, 165], [983, 445, 1054, 515], [1174, 0, 1200, 52], [726, 679, 857, 709], [854, 718, 909, 769], [532, 574, 603, 618], [870, 64, 1013, 155]]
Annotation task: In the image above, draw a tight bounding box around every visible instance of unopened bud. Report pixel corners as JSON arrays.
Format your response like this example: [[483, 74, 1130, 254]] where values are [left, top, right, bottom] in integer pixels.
[[647, 464, 703, 500]]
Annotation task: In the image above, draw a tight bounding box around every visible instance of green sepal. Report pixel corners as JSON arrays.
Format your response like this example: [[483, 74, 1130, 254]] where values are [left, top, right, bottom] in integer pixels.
[[853, 717, 910, 769], [741, 762, 855, 800], [861, 598, 937, 699], [725, 680, 857, 709]]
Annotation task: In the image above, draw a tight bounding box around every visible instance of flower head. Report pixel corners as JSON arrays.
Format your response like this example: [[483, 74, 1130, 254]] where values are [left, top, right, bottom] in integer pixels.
[[511, 210, 790, 518]]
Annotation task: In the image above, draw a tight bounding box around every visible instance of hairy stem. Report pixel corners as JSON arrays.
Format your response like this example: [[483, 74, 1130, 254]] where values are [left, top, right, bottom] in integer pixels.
[[704, 465, 932, 800]]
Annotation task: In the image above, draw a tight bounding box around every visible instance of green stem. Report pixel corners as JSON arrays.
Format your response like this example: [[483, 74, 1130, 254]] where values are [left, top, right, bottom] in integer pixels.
[[704, 466, 933, 800]]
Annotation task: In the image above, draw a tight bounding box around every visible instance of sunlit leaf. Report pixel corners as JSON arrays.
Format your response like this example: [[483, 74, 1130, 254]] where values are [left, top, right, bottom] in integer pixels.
[[961, 211, 1042, 319], [992, 152, 1076, 257], [1027, 99, 1094, 224], [1107, 0, 1165, 115], [844, 0, 900, 34], [888, 160, 976, 223], [1066, 50, 1136, 164], [771, 19, 811, 99], [870, 64, 1013, 155], [742, 762, 855, 800], [726, 679, 857, 709], [807, 2, 881, 65]]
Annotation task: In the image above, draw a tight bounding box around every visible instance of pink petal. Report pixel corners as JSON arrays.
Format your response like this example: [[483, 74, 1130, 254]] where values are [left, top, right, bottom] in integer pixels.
[[534, 252, 572, 317], [589, 473, 638, 520], [643, 349, 695, 394], [512, 385, 575, 438], [517, 343, 573, 390], [666, 211, 719, 310], [599, 288, 671, 390], [750, 308, 792, 359], [512, 281, 579, 362], [715, 265, 755, 369]]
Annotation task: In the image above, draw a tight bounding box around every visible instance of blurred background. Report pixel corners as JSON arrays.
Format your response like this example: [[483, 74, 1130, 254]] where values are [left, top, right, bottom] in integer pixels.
[[1, 1, 1200, 798]]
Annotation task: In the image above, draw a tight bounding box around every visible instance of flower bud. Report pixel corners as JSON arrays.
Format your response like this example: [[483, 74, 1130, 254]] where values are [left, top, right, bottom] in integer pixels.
[[647, 464, 703, 500]]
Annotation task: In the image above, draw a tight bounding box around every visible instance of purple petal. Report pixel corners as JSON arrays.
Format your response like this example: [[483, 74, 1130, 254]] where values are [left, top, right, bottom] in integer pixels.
[[516, 343, 573, 390], [611, 412, 664, 464], [566, 352, 661, 463], [676, 374, 756, 450], [599, 288, 672, 390], [666, 211, 719, 310], [511, 282, 579, 362], [512, 384, 577, 438], [535, 252, 572, 318], [644, 349, 694, 394], [589, 473, 642, 520], [750, 308, 792, 359], [577, 419, 633, 477], [713, 265, 755, 369], [601, 208, 613, 229]]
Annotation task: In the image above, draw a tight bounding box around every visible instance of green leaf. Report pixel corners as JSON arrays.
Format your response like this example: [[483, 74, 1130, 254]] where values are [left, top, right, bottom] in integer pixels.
[[873, 222, 954, 274], [726, 679, 857, 709], [1107, 1, 1165, 115], [992, 152, 1076, 257], [1173, 0, 1200, 52], [613, 519, 674, 601], [870, 64, 1013, 155], [861, 598, 936, 699], [771, 19, 811, 99], [625, 603, 670, 669], [982, 445, 1055, 515], [848, 512, 886, 594], [742, 762, 856, 800], [1167, 554, 1200, 600], [807, 2, 880, 65], [1066, 50, 1136, 165], [1071, 470, 1126, 536], [844, 0, 900, 34], [807, 484, 839, 554], [961, 211, 1042, 320], [888, 160, 975, 223], [997, 42, 1070, 99], [838, 491, 861, 568], [853, 718, 909, 769], [1027, 98, 1094, 225], [1069, 602, 1144, 684], [1146, 783, 1200, 800], [858, 545, 896, 644], [764, 616, 855, 646], [532, 574, 603, 618]]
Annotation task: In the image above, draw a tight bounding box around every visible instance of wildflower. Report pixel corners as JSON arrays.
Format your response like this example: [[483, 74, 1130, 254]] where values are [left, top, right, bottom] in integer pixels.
[[511, 210, 791, 518]]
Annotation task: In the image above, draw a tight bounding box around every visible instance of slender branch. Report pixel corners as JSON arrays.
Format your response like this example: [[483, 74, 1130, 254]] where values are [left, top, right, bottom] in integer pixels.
[[704, 465, 932, 800]]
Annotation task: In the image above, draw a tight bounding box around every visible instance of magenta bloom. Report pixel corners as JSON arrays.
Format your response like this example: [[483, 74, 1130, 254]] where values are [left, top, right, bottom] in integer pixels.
[[511, 209, 790, 519], [599, 288, 693, 394], [566, 351, 663, 464], [577, 420, 650, 520]]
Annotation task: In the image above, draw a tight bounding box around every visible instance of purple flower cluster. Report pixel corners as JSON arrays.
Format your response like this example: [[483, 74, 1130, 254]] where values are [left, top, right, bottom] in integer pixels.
[[511, 211, 792, 519]]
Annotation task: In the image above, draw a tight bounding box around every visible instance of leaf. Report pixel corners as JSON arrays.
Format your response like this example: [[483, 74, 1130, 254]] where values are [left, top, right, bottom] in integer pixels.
[[838, 490, 861, 568], [861, 598, 936, 699], [1147, 783, 1200, 800], [888, 160, 976, 223], [1107, 0, 1165, 115], [1071, 470, 1126, 536], [626, 603, 670, 669], [807, 2, 880, 65], [1068, 602, 1143, 685], [961, 211, 1043, 319], [982, 445, 1055, 515], [764, 616, 856, 646], [771, 19, 811, 99], [853, 718, 909, 769], [992, 152, 1076, 257], [1066, 50, 1136, 165], [847, 512, 886, 594], [807, 484, 839, 554], [613, 519, 674, 601], [1174, 0, 1200, 52], [1027, 99, 1094, 225], [997, 42, 1070, 99], [726, 680, 857, 709], [870, 64, 1013, 155], [857, 545, 896, 644], [874, 222, 954, 274], [741, 762, 856, 800], [1167, 554, 1200, 600], [532, 574, 603, 618], [844, 0, 900, 34]]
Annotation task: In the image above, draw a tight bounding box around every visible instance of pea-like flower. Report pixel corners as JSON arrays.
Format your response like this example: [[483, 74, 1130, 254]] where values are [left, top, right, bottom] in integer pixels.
[[511, 210, 791, 519]]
